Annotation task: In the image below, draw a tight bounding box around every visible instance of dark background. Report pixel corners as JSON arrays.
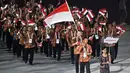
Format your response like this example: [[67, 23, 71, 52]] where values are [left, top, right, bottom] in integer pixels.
[[1, 0, 129, 24]]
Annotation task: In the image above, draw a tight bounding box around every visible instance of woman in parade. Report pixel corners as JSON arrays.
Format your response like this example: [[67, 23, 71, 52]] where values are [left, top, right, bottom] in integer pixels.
[[100, 47, 111, 73]]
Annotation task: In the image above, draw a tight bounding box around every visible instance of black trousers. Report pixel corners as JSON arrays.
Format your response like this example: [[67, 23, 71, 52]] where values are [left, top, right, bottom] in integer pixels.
[[53, 46, 56, 58], [92, 44, 96, 57], [43, 41, 49, 57], [80, 62, 91, 73], [70, 47, 74, 64], [94, 40, 100, 57], [107, 47, 115, 63], [2, 31, 6, 42], [92, 38, 100, 57], [75, 54, 80, 73], [0, 27, 2, 39], [13, 40, 20, 57], [61, 38, 65, 51], [65, 39, 69, 51], [53, 44, 61, 60], [19, 45, 25, 61], [6, 40, 12, 51], [47, 39, 52, 56], [114, 43, 118, 59], [24, 48, 35, 64]]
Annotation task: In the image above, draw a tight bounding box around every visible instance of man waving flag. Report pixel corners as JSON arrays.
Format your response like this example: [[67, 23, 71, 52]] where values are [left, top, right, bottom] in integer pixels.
[[44, 1, 74, 26]]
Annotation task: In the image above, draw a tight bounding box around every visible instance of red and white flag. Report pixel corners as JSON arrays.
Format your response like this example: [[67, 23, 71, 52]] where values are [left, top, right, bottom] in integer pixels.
[[99, 21, 106, 25], [72, 8, 79, 13], [80, 23, 85, 31], [44, 2, 74, 26], [86, 10, 95, 22], [86, 14, 92, 22], [99, 8, 107, 16], [116, 25, 126, 34], [76, 12, 82, 19], [78, 21, 85, 31], [82, 8, 88, 15], [27, 20, 35, 26], [88, 10, 94, 18]]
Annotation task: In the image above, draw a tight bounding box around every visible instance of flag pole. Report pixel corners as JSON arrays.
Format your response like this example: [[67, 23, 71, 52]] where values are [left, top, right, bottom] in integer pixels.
[[65, 0, 78, 31], [65, 0, 85, 52]]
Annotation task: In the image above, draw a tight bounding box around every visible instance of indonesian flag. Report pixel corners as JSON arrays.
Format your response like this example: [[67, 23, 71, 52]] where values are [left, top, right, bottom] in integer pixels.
[[76, 12, 82, 19], [116, 25, 126, 34], [28, 20, 35, 26], [82, 8, 88, 15], [44, 2, 74, 26], [78, 21, 85, 31], [99, 8, 107, 16], [79, 23, 85, 31], [100, 21, 106, 25], [72, 8, 79, 13], [86, 10, 95, 22], [88, 10, 94, 18], [86, 14, 92, 22]]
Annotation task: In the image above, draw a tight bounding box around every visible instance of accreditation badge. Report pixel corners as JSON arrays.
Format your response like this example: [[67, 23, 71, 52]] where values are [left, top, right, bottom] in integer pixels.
[[83, 52, 87, 58], [95, 35, 99, 39], [56, 39, 60, 44], [29, 39, 32, 43]]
